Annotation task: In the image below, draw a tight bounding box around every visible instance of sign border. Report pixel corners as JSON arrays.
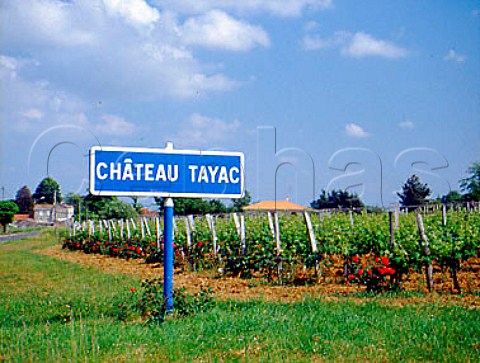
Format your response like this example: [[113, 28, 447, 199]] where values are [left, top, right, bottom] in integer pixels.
[[89, 145, 245, 198]]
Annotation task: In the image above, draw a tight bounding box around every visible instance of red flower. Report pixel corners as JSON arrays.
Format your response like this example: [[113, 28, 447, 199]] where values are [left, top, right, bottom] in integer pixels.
[[375, 257, 380, 263], [358, 269, 364, 276], [367, 270, 373, 276], [112, 247, 119, 254], [173, 243, 177, 249], [387, 267, 396, 274], [136, 247, 142, 254], [381, 256, 389, 266], [198, 241, 204, 248], [361, 263, 366, 269], [348, 274, 355, 280], [352, 255, 359, 263], [130, 288, 136, 293], [378, 267, 387, 275]]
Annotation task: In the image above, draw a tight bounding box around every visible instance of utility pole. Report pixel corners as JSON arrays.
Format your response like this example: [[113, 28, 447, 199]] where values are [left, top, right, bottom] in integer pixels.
[[1, 187, 4, 200]]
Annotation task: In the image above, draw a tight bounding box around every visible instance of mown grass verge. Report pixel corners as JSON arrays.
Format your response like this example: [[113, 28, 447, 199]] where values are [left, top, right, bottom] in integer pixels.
[[1, 231, 479, 362]]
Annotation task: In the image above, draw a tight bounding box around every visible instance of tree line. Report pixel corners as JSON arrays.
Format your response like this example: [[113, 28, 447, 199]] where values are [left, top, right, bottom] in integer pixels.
[[1, 162, 479, 232]]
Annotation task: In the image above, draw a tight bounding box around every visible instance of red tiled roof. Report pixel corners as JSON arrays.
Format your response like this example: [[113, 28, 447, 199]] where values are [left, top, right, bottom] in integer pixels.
[[14, 214, 30, 221], [243, 200, 310, 211]]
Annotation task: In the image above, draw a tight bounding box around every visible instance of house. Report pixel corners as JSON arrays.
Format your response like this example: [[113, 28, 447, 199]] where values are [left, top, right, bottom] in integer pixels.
[[243, 198, 312, 212], [140, 207, 159, 218], [34, 204, 74, 224]]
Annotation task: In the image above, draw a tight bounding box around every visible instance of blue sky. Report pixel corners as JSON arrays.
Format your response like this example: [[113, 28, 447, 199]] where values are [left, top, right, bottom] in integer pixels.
[[1, 0, 479, 208]]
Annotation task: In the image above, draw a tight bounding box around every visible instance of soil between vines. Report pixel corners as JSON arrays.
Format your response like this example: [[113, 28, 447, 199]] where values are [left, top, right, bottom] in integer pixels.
[[38, 244, 480, 308]]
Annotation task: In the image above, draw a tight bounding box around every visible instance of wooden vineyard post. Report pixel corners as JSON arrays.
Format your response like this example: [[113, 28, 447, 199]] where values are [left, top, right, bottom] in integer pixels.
[[267, 212, 275, 238], [304, 211, 320, 276], [274, 212, 282, 281], [206, 214, 221, 262], [442, 204, 447, 227], [233, 213, 246, 254], [442, 204, 461, 292], [126, 219, 131, 239], [416, 213, 434, 292], [144, 218, 151, 236], [155, 217, 162, 250], [140, 217, 145, 240], [240, 214, 246, 255], [108, 221, 112, 242], [389, 211, 395, 248], [394, 203, 400, 229], [185, 217, 192, 249], [119, 219, 124, 239]]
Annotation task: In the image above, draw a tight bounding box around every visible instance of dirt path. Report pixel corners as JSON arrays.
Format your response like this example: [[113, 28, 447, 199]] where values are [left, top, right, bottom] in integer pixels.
[[37, 244, 480, 308]]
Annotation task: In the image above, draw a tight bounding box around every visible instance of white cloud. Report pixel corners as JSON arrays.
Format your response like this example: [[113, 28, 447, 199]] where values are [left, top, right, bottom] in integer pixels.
[[345, 123, 371, 138], [181, 10, 270, 51], [302, 31, 349, 51], [94, 114, 136, 136], [444, 49, 466, 63], [342, 32, 408, 59], [174, 113, 241, 147], [21, 109, 44, 120], [155, 0, 332, 17], [398, 120, 414, 129], [0, 2, 238, 101], [0, 0, 96, 49], [102, 0, 160, 28], [302, 30, 408, 59]]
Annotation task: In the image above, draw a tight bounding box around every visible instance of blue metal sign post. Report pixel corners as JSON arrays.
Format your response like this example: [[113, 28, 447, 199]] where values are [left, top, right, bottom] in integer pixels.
[[163, 197, 174, 312], [89, 143, 244, 313]]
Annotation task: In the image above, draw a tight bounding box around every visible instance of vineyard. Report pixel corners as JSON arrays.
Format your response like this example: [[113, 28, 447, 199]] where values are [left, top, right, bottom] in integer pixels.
[[62, 207, 480, 293]]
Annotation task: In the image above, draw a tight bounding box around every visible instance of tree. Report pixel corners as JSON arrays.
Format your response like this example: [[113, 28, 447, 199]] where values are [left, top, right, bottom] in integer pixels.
[[231, 190, 252, 212], [311, 189, 364, 210], [441, 190, 463, 204], [154, 197, 227, 215], [397, 174, 431, 211], [33, 177, 62, 204], [65, 193, 83, 221], [83, 194, 137, 220], [0, 201, 19, 233], [131, 196, 143, 213], [15, 186, 34, 216], [460, 161, 480, 201]]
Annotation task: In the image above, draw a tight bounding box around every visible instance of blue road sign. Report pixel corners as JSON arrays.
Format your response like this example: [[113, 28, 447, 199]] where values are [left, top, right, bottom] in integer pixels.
[[89, 145, 245, 198]]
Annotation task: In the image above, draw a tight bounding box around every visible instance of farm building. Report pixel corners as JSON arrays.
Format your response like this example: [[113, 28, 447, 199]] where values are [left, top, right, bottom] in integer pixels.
[[34, 204, 74, 224]]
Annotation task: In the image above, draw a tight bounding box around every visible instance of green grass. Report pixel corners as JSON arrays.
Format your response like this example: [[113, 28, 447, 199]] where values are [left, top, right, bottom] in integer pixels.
[[1, 232, 479, 362]]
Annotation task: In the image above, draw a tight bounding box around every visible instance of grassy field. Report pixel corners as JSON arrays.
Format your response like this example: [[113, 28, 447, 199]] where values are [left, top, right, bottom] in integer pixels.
[[1, 231, 479, 362]]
